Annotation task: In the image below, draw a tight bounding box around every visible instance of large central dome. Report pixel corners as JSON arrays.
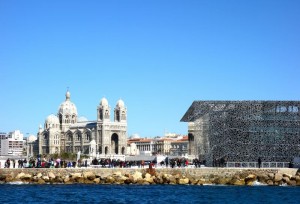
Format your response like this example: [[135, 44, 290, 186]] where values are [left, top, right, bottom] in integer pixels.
[[58, 91, 78, 116]]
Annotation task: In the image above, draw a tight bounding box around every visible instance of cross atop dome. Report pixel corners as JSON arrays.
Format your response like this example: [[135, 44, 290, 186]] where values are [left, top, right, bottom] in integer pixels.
[[66, 88, 71, 101]]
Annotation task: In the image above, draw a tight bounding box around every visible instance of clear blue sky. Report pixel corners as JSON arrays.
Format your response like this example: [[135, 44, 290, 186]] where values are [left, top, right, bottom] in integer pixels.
[[1, 1, 300, 137]]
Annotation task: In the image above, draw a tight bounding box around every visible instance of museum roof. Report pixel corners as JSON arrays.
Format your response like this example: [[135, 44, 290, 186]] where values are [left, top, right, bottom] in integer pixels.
[[180, 100, 300, 122]]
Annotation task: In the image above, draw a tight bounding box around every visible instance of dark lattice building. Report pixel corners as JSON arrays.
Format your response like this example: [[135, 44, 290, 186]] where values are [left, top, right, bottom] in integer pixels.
[[181, 101, 300, 166]]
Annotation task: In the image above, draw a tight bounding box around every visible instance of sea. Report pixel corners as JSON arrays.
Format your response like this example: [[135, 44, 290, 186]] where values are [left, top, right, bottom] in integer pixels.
[[1, 184, 300, 204]]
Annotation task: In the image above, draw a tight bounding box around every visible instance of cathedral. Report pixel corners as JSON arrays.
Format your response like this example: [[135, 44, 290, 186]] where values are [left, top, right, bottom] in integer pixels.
[[36, 91, 127, 159]]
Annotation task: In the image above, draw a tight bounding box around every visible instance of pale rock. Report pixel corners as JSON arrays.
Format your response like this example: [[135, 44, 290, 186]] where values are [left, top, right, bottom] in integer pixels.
[[274, 173, 283, 182], [48, 172, 56, 179], [144, 176, 154, 184], [37, 179, 46, 184], [268, 173, 274, 179], [283, 173, 292, 179], [179, 178, 189, 185], [145, 173, 151, 179], [282, 177, 290, 183], [42, 176, 49, 181], [71, 173, 82, 179], [83, 172, 95, 180], [132, 171, 143, 182], [93, 178, 100, 184], [16, 173, 25, 179]]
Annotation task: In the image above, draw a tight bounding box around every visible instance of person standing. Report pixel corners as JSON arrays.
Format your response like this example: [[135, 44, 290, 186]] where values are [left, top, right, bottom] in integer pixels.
[[258, 157, 262, 168]]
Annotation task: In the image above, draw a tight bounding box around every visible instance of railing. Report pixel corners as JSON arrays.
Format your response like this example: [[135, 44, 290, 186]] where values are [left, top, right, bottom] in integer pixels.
[[226, 162, 290, 168]]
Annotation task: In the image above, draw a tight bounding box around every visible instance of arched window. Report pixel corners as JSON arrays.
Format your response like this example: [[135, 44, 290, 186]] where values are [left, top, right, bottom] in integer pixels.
[[116, 110, 120, 121], [105, 110, 109, 119], [121, 111, 126, 120], [59, 114, 62, 124], [85, 133, 90, 141], [100, 109, 103, 120], [68, 134, 72, 141]]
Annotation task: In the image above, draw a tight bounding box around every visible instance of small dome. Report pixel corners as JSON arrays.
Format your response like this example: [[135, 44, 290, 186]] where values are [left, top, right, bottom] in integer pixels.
[[100, 97, 109, 106], [78, 116, 88, 122], [131, 134, 140, 139], [45, 114, 59, 125], [116, 99, 125, 108], [27, 135, 37, 142]]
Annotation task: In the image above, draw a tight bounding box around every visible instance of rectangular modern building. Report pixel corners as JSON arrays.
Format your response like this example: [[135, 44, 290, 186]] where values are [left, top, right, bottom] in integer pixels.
[[0, 130, 24, 156], [181, 101, 300, 166]]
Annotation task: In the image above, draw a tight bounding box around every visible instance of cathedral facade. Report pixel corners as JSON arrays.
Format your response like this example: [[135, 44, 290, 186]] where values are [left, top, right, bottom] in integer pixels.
[[37, 91, 127, 158]]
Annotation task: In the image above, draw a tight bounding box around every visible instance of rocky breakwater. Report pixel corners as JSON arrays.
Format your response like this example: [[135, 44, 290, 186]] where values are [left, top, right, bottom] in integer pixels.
[[0, 168, 299, 186]]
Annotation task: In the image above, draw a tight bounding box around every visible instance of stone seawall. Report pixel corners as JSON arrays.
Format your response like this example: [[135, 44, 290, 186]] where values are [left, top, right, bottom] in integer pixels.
[[0, 168, 299, 186]]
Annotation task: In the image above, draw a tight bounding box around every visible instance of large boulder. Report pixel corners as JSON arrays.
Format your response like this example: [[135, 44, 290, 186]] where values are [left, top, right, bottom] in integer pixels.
[[71, 173, 82, 179], [282, 177, 290, 184], [283, 173, 292, 179], [197, 178, 206, 185], [257, 174, 269, 184], [231, 179, 245, 186], [105, 176, 115, 184], [144, 174, 154, 184], [93, 178, 100, 184], [288, 180, 296, 186], [83, 172, 96, 180], [268, 173, 275, 179], [267, 180, 274, 186], [179, 178, 189, 185], [37, 179, 46, 184], [274, 173, 283, 182], [213, 177, 230, 185], [168, 175, 177, 184], [48, 172, 56, 179], [16, 172, 32, 180], [132, 171, 143, 182], [42, 176, 49, 182], [36, 173, 43, 178], [16, 172, 25, 179], [245, 174, 257, 185]]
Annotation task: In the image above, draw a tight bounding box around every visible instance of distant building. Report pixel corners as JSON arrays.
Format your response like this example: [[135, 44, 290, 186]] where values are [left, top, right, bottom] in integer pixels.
[[181, 101, 300, 166], [35, 91, 127, 159], [0, 132, 7, 155], [0, 130, 24, 156], [127, 134, 188, 156], [169, 136, 188, 157], [27, 135, 38, 158]]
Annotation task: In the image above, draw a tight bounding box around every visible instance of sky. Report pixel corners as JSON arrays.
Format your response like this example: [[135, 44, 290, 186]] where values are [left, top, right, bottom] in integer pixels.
[[1, 0, 300, 138]]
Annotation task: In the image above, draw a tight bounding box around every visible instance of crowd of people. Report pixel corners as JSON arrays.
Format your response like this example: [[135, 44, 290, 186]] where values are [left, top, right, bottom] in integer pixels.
[[3, 157, 200, 169], [3, 156, 209, 169]]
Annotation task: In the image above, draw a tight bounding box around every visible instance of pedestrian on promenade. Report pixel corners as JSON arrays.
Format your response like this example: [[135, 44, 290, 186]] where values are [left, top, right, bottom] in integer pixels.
[[258, 157, 262, 168]]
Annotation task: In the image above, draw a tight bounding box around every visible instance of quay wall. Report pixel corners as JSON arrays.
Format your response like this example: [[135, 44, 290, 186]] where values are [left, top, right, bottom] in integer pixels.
[[0, 167, 299, 186], [0, 167, 298, 177]]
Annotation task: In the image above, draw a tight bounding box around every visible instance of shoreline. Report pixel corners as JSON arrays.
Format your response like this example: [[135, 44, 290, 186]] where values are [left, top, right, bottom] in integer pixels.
[[0, 167, 299, 186]]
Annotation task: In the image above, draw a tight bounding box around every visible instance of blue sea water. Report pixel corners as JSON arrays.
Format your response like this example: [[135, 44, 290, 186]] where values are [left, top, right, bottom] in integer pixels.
[[1, 184, 300, 204]]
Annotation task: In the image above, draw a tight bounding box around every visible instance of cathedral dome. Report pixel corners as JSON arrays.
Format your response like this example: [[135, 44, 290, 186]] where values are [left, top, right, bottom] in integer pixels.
[[116, 99, 125, 108], [58, 91, 78, 116], [100, 97, 109, 106], [45, 114, 60, 129]]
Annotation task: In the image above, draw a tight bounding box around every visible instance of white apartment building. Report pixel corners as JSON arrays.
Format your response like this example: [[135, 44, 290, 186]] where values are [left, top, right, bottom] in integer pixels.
[[0, 130, 24, 156]]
